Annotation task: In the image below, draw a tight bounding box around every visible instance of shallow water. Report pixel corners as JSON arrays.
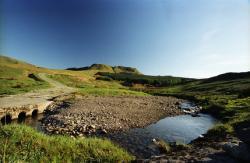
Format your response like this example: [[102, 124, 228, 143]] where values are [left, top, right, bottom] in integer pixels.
[[102, 102, 218, 158], [102, 113, 217, 158], [143, 114, 216, 143], [11, 114, 44, 131], [180, 101, 196, 109]]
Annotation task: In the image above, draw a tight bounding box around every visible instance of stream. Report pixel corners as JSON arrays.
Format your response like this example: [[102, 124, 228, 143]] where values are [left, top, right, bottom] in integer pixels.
[[103, 113, 217, 158], [11, 113, 44, 131], [7, 101, 217, 158]]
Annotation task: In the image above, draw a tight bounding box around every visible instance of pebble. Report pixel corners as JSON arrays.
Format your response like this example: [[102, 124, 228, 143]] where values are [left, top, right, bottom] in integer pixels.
[[101, 129, 108, 134]]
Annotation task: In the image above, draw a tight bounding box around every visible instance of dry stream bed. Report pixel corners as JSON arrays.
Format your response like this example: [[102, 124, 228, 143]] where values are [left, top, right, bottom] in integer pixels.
[[42, 96, 185, 135]]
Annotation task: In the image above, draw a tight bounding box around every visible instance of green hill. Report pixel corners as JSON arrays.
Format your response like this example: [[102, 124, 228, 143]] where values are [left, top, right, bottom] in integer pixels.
[[97, 72, 196, 87], [202, 72, 250, 83], [112, 66, 141, 74], [0, 55, 51, 95], [0, 55, 145, 96], [89, 64, 113, 71], [67, 64, 141, 74]]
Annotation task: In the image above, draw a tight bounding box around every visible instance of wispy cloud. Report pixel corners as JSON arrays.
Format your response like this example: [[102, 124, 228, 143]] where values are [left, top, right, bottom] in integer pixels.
[[201, 29, 220, 44], [199, 52, 248, 66], [186, 26, 249, 78]]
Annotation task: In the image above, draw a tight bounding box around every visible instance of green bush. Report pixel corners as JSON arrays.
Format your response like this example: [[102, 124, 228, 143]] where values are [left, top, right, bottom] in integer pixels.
[[154, 139, 171, 153], [96, 76, 113, 81], [202, 104, 226, 118], [206, 123, 234, 138], [97, 72, 195, 87], [238, 87, 250, 98]]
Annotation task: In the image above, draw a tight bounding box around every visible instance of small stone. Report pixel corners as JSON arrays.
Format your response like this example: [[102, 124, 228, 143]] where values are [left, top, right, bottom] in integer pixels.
[[199, 134, 204, 138], [89, 125, 96, 129], [222, 141, 250, 161], [101, 129, 107, 134]]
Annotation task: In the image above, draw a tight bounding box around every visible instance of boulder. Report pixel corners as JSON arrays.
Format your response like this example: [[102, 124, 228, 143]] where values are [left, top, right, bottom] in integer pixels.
[[222, 140, 250, 161]]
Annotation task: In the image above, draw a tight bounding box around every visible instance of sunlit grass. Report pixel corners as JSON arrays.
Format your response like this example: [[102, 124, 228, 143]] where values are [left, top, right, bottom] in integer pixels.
[[0, 66, 50, 95], [78, 87, 148, 96], [0, 124, 134, 162], [48, 74, 148, 96]]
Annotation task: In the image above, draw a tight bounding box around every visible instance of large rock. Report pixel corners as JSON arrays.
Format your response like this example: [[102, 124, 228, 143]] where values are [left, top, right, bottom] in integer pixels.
[[222, 140, 250, 161]]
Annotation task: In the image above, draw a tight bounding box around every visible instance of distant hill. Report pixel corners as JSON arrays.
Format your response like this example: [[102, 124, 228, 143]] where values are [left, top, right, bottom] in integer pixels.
[[97, 72, 196, 87], [67, 64, 141, 74], [97, 71, 250, 88], [203, 72, 250, 83], [1, 54, 250, 95], [67, 64, 112, 71]]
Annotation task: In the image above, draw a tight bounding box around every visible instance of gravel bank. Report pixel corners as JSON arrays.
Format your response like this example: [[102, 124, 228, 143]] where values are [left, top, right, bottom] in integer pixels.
[[41, 96, 184, 136]]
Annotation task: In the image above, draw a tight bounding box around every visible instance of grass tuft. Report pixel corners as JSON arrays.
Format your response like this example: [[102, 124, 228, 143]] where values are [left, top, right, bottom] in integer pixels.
[[206, 123, 234, 138], [0, 124, 134, 162]]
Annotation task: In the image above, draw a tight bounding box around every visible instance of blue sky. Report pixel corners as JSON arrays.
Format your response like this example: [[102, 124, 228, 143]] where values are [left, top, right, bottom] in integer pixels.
[[1, 0, 249, 78]]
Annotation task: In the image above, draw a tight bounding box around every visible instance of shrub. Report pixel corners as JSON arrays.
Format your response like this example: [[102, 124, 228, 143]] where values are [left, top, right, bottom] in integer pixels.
[[202, 104, 226, 118], [28, 73, 43, 81], [206, 123, 234, 138], [238, 87, 250, 98], [153, 139, 171, 153], [97, 72, 195, 87], [96, 76, 113, 81]]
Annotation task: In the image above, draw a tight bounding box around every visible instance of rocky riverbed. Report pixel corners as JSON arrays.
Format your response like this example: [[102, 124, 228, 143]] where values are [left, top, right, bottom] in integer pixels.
[[14, 94, 250, 162], [41, 95, 184, 136], [143, 135, 250, 162]]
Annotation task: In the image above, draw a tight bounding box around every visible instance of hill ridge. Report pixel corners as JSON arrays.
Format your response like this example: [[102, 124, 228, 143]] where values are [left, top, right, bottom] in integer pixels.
[[67, 63, 141, 74]]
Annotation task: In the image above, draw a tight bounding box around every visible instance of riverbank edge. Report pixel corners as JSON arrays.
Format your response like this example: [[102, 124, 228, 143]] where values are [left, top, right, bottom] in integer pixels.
[[143, 93, 250, 162], [0, 124, 134, 162]]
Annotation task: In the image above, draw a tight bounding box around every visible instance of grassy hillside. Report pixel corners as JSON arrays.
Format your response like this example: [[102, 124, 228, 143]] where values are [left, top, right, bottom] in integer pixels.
[[0, 125, 134, 162], [97, 72, 195, 87], [0, 55, 147, 96], [67, 64, 114, 72], [48, 74, 148, 96], [202, 72, 250, 83], [0, 55, 51, 95], [112, 66, 141, 74]]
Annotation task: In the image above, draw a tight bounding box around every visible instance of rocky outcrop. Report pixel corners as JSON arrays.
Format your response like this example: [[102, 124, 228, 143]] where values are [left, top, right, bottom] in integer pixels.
[[222, 140, 250, 161]]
